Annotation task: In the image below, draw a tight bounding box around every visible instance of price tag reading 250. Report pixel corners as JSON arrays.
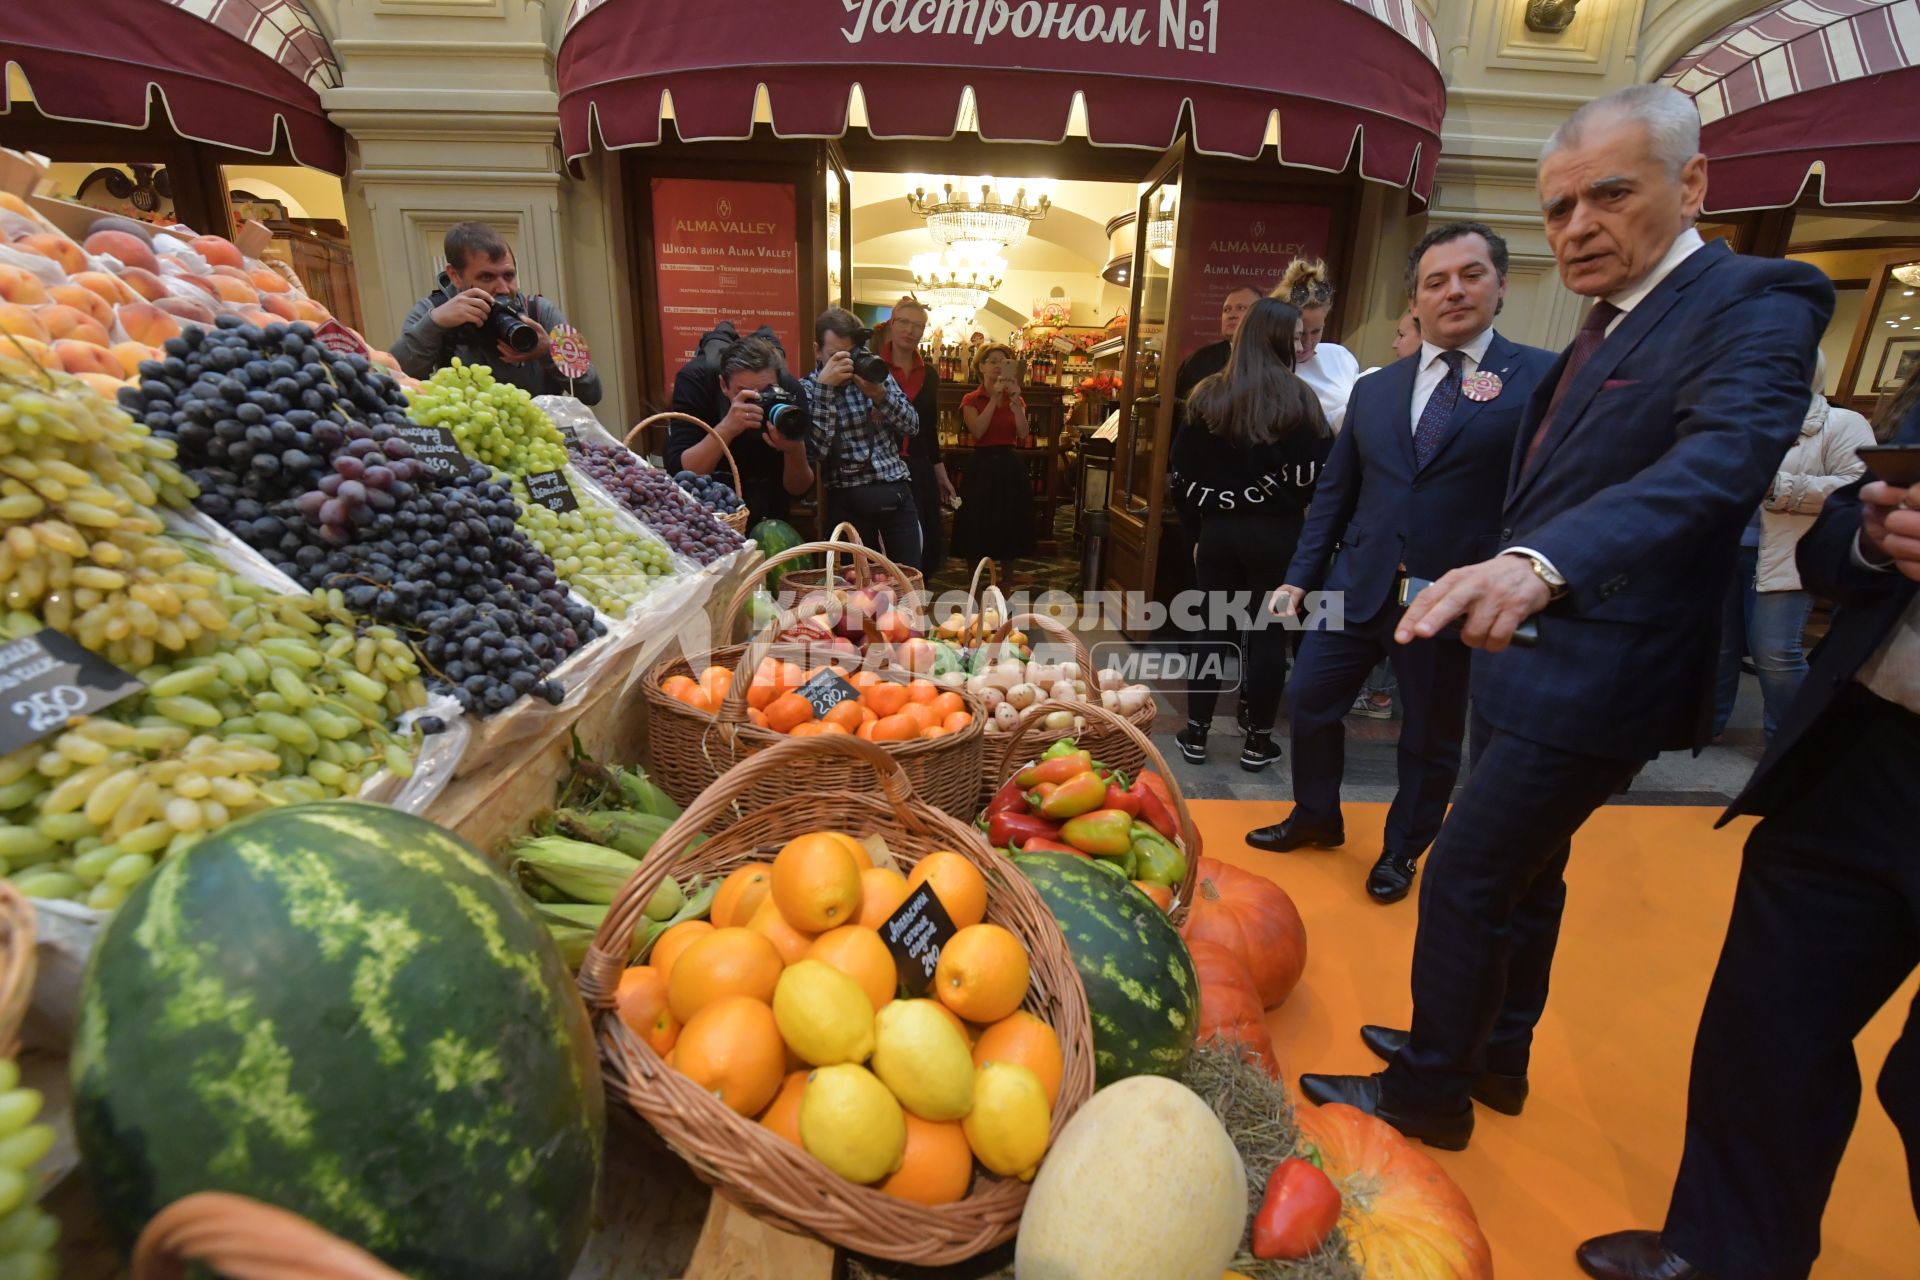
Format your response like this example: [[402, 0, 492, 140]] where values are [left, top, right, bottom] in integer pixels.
[[0, 630, 144, 756], [525, 471, 580, 513]]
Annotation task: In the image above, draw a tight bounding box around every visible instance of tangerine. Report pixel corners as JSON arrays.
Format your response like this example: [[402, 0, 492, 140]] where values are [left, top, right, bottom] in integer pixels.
[[699, 665, 733, 707], [942, 711, 973, 733], [805, 925, 899, 1012], [615, 965, 679, 1056], [878, 1114, 974, 1205], [765, 692, 816, 734], [667, 927, 784, 1023], [855, 866, 912, 930], [906, 851, 989, 930], [771, 831, 865, 931], [789, 722, 830, 737], [928, 692, 965, 720], [756, 1070, 809, 1146], [972, 1010, 1063, 1106], [870, 713, 919, 743], [745, 897, 816, 965], [906, 679, 939, 704], [864, 680, 910, 717], [933, 923, 1030, 1023], [711, 864, 773, 929], [919, 726, 948, 740], [671, 996, 786, 1116], [823, 700, 865, 732], [649, 920, 714, 985]]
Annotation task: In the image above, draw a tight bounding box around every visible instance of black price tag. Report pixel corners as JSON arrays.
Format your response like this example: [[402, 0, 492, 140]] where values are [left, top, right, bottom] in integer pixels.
[[526, 470, 579, 513], [553, 418, 579, 445], [397, 424, 467, 481], [879, 883, 958, 998], [794, 668, 859, 719], [0, 630, 144, 756]]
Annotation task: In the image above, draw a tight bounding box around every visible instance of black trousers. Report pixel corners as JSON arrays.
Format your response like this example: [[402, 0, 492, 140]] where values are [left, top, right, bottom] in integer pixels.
[[1381, 717, 1640, 1111], [906, 462, 945, 576], [1663, 687, 1920, 1280], [824, 479, 923, 572], [1185, 513, 1301, 733], [1287, 609, 1472, 860]]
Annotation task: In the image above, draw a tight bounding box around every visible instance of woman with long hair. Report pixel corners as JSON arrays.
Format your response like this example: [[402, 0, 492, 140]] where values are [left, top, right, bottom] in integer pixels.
[[1274, 259, 1360, 432], [952, 342, 1036, 563], [1170, 297, 1334, 770]]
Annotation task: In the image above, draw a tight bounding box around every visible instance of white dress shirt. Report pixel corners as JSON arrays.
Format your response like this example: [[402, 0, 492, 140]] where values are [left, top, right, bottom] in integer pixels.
[[1848, 538, 1920, 714], [1507, 226, 1710, 590], [1411, 327, 1497, 430], [1298, 342, 1360, 434]]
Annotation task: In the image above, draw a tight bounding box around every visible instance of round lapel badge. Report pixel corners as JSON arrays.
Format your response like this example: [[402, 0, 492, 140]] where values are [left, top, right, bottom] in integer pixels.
[[1461, 370, 1504, 402]]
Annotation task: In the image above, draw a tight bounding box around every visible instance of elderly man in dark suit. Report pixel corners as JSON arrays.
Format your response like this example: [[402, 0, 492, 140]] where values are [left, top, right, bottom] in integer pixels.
[[1576, 409, 1920, 1277], [1298, 83, 1835, 1152], [1252, 222, 1556, 903]]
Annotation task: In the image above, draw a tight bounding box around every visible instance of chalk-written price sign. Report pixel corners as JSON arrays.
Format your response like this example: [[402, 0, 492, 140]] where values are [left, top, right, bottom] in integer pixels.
[[879, 883, 959, 998], [396, 424, 467, 480], [794, 668, 859, 720], [525, 470, 579, 513], [0, 630, 144, 755]]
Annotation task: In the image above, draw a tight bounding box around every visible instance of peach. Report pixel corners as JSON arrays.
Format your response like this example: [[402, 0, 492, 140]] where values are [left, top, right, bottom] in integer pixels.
[[83, 230, 161, 275], [210, 276, 260, 305], [153, 295, 215, 326], [250, 268, 291, 294], [117, 267, 168, 302], [18, 233, 86, 277], [237, 308, 276, 330], [0, 302, 50, 343], [109, 341, 157, 378], [54, 339, 124, 378], [0, 194, 35, 220], [191, 236, 244, 269], [0, 335, 58, 371], [68, 271, 135, 305], [178, 274, 221, 298], [116, 301, 181, 345], [370, 350, 401, 372], [210, 265, 252, 281], [0, 264, 50, 305], [259, 291, 298, 320], [295, 298, 330, 323], [87, 216, 152, 244], [37, 304, 111, 346], [75, 371, 130, 398], [47, 284, 114, 329]]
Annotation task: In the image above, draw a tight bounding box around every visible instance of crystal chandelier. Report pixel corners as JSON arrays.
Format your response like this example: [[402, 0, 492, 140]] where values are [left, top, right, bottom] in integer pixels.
[[1893, 261, 1920, 288], [911, 249, 1006, 311], [907, 175, 1053, 253], [929, 303, 977, 336]]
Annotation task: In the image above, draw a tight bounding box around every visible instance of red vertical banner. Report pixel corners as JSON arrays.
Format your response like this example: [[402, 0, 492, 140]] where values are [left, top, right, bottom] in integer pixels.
[[650, 177, 802, 382], [1176, 202, 1333, 363]]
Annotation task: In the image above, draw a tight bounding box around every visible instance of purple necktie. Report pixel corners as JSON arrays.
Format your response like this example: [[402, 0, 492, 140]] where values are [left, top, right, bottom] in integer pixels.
[[1523, 300, 1622, 474], [1413, 349, 1465, 470]]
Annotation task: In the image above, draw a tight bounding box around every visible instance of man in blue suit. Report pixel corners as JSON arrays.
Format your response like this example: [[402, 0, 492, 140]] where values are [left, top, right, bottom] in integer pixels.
[[1251, 222, 1556, 903], [1298, 84, 1835, 1152], [1575, 418, 1920, 1276]]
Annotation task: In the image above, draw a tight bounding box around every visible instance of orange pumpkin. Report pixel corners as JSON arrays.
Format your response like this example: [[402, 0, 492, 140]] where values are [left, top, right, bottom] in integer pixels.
[[1187, 938, 1279, 1079], [1181, 857, 1307, 1008], [1294, 1102, 1493, 1280]]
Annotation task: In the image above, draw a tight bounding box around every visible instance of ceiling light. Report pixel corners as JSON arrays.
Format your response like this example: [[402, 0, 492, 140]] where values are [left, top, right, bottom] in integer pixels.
[[908, 175, 1053, 253], [1893, 262, 1920, 288], [912, 248, 1006, 312]]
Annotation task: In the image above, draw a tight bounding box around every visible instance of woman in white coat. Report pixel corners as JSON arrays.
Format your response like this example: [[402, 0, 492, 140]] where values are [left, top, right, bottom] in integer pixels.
[[1272, 260, 1359, 433]]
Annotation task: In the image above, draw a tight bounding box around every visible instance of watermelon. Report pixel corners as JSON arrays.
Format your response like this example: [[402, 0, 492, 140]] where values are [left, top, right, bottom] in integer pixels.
[[1011, 849, 1199, 1086], [72, 802, 604, 1279], [749, 517, 810, 588]]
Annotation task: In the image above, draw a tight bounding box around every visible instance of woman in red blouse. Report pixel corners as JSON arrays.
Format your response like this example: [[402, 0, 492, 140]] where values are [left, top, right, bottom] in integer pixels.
[[952, 343, 1035, 562]]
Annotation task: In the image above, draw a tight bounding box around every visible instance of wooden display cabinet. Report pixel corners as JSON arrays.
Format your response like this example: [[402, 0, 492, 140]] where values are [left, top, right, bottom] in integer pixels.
[[935, 382, 1071, 550]]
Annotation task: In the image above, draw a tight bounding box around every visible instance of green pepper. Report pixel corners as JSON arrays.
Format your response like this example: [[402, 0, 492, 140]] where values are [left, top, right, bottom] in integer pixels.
[[1130, 821, 1187, 887], [1040, 737, 1081, 761], [1060, 807, 1134, 857], [1039, 770, 1108, 820], [1018, 750, 1094, 788]]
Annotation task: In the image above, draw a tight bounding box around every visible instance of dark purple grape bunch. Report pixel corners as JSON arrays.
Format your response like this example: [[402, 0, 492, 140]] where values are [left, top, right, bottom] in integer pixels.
[[567, 438, 745, 565], [674, 468, 745, 514]]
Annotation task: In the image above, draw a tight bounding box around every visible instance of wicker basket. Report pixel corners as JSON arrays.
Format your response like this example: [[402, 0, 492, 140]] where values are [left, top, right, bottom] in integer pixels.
[[576, 734, 1095, 1266], [990, 700, 1204, 928], [0, 883, 33, 1057], [974, 612, 1157, 803], [131, 1192, 406, 1280], [777, 522, 926, 601], [645, 541, 985, 826], [626, 411, 751, 534], [930, 558, 1007, 650]]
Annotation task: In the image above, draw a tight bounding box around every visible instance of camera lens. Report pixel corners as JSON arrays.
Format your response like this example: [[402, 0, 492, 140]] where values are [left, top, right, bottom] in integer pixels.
[[482, 301, 540, 354], [851, 350, 891, 384]]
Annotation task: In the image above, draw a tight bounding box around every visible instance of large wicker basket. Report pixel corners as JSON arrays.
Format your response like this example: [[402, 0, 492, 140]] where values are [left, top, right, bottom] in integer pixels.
[[0, 882, 33, 1056], [974, 612, 1157, 805], [131, 1192, 406, 1280], [990, 699, 1204, 927], [625, 411, 751, 533], [776, 522, 925, 601], [576, 734, 1095, 1266], [643, 541, 984, 826]]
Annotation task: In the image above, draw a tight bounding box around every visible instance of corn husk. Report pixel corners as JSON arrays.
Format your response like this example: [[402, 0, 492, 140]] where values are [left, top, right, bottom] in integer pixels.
[[512, 835, 641, 904]]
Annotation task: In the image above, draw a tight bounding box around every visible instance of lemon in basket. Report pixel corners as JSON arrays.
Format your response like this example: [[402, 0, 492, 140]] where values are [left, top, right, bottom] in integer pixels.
[[963, 1061, 1052, 1182], [774, 960, 875, 1067], [871, 1000, 975, 1122], [801, 1064, 907, 1184]]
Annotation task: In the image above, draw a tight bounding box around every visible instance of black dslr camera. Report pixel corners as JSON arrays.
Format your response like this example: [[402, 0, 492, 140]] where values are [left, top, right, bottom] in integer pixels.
[[847, 327, 892, 384], [757, 385, 811, 440], [470, 298, 541, 355]]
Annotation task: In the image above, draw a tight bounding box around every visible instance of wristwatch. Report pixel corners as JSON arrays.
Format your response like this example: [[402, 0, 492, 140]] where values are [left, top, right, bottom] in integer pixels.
[[1523, 553, 1568, 599]]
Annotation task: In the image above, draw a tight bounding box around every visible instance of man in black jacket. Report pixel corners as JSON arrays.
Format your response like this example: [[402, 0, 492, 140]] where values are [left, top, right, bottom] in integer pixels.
[[1577, 409, 1920, 1279], [664, 331, 815, 531]]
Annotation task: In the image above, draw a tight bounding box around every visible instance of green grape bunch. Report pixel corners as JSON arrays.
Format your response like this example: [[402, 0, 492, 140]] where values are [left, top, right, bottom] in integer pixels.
[[509, 474, 674, 620], [406, 360, 569, 474], [0, 1060, 58, 1280]]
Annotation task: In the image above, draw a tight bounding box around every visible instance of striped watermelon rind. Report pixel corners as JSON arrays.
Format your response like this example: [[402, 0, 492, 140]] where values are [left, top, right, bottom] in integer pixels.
[[1011, 849, 1199, 1086], [72, 801, 604, 1279]]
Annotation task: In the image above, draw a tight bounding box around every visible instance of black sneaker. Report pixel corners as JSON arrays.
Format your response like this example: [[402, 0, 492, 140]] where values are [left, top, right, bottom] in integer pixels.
[[1236, 702, 1252, 735], [1175, 721, 1209, 763], [1239, 731, 1281, 772]]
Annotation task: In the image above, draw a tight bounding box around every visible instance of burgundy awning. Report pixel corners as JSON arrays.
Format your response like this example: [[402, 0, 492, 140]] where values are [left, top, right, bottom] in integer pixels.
[[1660, 0, 1920, 212], [0, 0, 345, 174], [558, 0, 1445, 200]]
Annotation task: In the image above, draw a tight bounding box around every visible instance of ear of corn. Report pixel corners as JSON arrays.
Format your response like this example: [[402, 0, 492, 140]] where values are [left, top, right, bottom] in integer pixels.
[[511, 835, 641, 905]]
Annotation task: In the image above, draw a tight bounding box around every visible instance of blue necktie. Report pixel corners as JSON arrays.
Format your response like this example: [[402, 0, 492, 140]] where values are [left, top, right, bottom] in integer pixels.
[[1413, 349, 1465, 469]]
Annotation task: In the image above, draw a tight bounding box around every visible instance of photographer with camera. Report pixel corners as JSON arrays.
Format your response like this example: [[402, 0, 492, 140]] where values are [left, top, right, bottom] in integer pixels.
[[664, 331, 815, 530], [392, 222, 602, 404], [802, 308, 924, 568]]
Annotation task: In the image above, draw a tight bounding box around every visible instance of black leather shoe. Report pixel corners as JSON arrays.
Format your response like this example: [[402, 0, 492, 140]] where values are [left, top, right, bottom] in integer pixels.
[[1175, 721, 1208, 764], [1296, 1072, 1473, 1151], [1358, 1025, 1529, 1116], [1576, 1231, 1711, 1279], [1365, 850, 1418, 903], [1246, 813, 1345, 852]]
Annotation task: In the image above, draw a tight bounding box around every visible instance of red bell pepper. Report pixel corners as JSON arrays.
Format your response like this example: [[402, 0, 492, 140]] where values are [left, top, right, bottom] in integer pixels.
[[1128, 776, 1180, 842], [1029, 781, 1059, 809], [1038, 770, 1108, 820], [1136, 770, 1175, 809], [987, 810, 1064, 850], [1017, 751, 1093, 788], [985, 773, 1026, 818], [1060, 808, 1135, 858], [1103, 780, 1141, 817], [1252, 1157, 1342, 1260], [1019, 836, 1087, 857]]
